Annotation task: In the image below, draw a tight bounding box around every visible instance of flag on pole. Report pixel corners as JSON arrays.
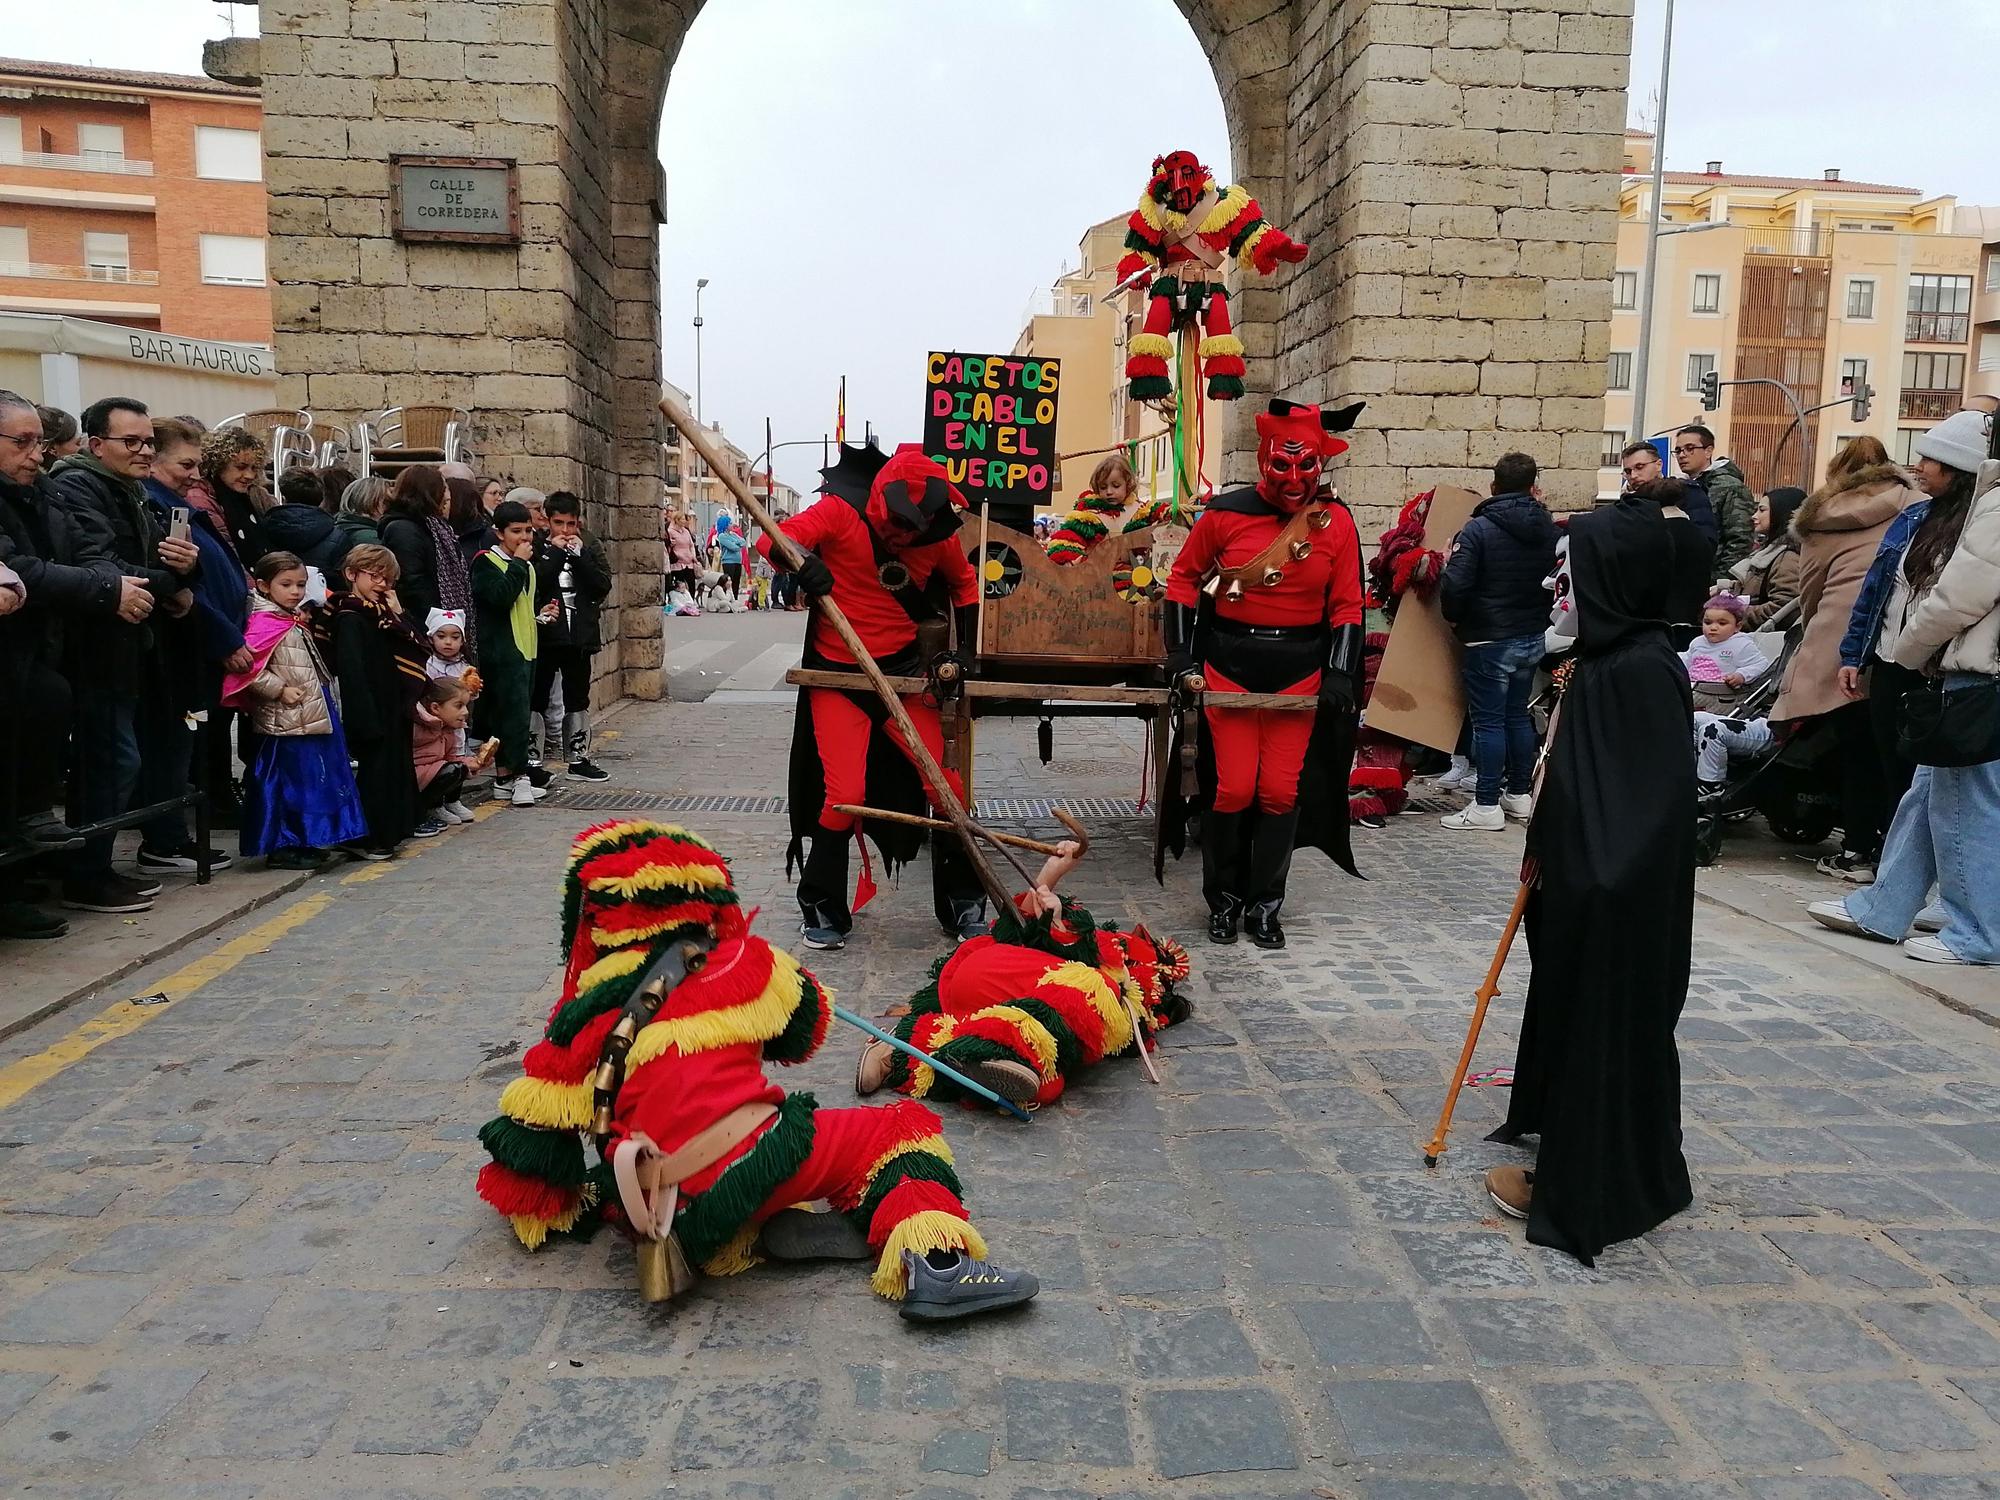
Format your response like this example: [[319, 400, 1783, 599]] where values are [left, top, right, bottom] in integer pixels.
[[835, 376, 846, 447]]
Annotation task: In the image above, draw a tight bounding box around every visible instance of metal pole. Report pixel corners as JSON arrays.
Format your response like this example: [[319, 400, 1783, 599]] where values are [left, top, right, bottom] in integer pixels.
[[1629, 0, 1676, 444], [693, 277, 708, 427]]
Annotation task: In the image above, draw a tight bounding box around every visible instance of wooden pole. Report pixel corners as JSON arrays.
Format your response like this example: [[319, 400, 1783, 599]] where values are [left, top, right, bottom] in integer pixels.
[[835, 805, 1072, 858], [659, 391, 1016, 914], [1421, 879, 1532, 1167]]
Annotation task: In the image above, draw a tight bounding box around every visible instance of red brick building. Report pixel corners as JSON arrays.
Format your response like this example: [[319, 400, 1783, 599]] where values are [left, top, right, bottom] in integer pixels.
[[0, 57, 269, 344]]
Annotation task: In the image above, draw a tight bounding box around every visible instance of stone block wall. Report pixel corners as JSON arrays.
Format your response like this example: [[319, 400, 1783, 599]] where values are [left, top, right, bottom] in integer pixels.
[[235, 0, 1630, 694]]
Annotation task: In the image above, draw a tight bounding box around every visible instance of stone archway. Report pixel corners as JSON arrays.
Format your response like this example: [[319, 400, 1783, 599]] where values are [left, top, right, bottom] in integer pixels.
[[228, 0, 1630, 700]]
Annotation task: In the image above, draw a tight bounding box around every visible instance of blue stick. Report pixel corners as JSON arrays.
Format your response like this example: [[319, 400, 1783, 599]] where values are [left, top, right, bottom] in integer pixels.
[[833, 1004, 1034, 1124]]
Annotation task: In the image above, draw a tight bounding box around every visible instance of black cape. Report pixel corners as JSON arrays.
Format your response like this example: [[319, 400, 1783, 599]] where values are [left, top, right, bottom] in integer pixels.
[[1489, 496, 1695, 1264], [1157, 487, 1360, 882]]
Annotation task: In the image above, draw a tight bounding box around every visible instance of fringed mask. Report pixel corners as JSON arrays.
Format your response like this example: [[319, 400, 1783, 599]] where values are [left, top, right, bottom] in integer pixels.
[[866, 445, 966, 550], [1253, 398, 1366, 514], [1149, 149, 1209, 215]]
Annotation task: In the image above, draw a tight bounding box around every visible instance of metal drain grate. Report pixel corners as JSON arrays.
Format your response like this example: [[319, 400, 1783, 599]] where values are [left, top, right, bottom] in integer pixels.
[[544, 789, 1153, 819]]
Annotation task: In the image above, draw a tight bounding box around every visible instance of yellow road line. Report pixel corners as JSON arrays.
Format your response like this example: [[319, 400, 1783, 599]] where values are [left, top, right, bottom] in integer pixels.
[[0, 891, 333, 1112], [1, 800, 513, 1108]]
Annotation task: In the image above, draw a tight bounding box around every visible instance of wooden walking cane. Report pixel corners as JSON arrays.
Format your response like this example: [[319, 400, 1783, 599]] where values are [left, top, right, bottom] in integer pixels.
[[659, 392, 1018, 915], [832, 805, 1093, 861], [1421, 874, 1531, 1167]]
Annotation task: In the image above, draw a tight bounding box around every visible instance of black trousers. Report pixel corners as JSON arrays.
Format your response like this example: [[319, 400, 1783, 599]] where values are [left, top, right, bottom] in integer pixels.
[[2, 659, 68, 828], [419, 761, 467, 813], [532, 646, 592, 717], [1864, 659, 1920, 844]]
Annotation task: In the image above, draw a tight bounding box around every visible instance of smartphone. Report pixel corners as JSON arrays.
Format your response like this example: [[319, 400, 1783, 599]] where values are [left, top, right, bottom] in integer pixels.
[[168, 505, 191, 543]]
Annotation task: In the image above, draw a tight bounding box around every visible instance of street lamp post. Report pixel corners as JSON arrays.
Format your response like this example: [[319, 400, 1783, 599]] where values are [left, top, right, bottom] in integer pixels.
[[1628, 0, 1675, 446], [693, 277, 710, 427]]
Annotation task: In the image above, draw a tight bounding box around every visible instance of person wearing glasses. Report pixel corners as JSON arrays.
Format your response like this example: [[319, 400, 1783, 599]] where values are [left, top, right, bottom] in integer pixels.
[[1618, 441, 1716, 633], [0, 389, 138, 940], [48, 397, 201, 916], [1673, 424, 1756, 576]]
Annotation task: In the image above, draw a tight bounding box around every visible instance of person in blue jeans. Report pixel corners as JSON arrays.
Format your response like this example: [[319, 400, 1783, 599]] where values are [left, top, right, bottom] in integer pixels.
[[1811, 409, 1999, 964], [1439, 452, 1559, 830], [712, 510, 746, 599]]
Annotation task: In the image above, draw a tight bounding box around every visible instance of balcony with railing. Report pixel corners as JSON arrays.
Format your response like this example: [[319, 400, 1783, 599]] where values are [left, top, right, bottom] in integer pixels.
[[1021, 286, 1097, 325], [1743, 226, 1830, 259], [1899, 388, 1963, 422], [0, 150, 153, 177], [0, 260, 160, 286], [1906, 311, 1971, 345]]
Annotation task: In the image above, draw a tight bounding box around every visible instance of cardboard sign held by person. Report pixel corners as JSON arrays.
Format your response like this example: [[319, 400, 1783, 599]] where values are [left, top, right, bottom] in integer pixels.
[[1363, 486, 1481, 753]]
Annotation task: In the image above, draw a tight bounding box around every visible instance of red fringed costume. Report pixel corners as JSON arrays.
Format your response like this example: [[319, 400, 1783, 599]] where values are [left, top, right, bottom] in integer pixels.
[[756, 443, 986, 940], [867, 894, 1192, 1110], [1117, 150, 1308, 402], [1162, 399, 1367, 948], [1348, 491, 1450, 823], [475, 821, 1015, 1305]]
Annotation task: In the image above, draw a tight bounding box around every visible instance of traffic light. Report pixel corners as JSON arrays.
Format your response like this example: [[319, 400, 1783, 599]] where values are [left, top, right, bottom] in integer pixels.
[[1850, 383, 1873, 423], [1699, 370, 1721, 411]]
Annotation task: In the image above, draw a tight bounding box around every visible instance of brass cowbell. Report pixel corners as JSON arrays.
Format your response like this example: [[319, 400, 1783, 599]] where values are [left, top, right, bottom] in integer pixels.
[[1289, 539, 1313, 561]]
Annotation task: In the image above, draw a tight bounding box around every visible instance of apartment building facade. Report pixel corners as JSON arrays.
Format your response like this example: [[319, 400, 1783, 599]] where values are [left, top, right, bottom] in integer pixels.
[[1603, 132, 1987, 495], [0, 57, 269, 344]]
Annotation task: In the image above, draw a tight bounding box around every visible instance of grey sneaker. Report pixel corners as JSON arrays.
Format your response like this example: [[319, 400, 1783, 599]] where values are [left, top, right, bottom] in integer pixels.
[[899, 1248, 1039, 1322]]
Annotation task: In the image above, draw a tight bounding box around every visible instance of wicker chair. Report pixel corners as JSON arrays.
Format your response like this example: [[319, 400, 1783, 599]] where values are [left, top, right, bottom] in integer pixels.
[[355, 404, 475, 480], [217, 408, 316, 488]]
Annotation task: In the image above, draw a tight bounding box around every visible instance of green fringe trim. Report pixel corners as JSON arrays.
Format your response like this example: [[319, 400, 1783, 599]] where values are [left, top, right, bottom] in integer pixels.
[[1130, 375, 1172, 400], [480, 1115, 587, 1188], [1227, 214, 1263, 257], [673, 1091, 818, 1266], [1012, 997, 1084, 1081], [764, 967, 826, 1065], [1148, 276, 1183, 302], [924, 1034, 1022, 1103], [856, 1145, 964, 1226], [1207, 375, 1246, 400], [567, 1160, 614, 1242], [991, 899, 1097, 964], [1123, 226, 1160, 256]]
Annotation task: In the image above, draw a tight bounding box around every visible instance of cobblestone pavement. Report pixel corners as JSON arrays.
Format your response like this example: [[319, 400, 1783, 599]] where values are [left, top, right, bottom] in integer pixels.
[[3, 688, 2000, 1499]]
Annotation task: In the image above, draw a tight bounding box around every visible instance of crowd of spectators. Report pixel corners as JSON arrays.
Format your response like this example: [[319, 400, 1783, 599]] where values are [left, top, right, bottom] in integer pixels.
[[0, 390, 612, 943]]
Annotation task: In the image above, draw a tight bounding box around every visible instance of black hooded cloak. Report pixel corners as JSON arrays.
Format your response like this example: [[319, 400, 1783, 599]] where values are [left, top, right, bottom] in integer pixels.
[[1489, 495, 1695, 1264]]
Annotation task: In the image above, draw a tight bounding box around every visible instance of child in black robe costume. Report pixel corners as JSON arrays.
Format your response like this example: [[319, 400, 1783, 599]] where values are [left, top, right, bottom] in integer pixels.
[[1486, 494, 1696, 1264]]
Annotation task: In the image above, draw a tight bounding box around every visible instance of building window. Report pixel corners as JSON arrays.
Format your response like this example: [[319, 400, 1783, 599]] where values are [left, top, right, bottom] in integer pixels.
[[1986, 255, 2000, 294], [1981, 330, 2000, 376], [76, 123, 125, 162], [1606, 351, 1634, 391], [0, 116, 20, 164], [1899, 351, 1966, 421], [1612, 271, 1637, 311], [194, 126, 262, 182], [1600, 430, 1627, 467], [1839, 358, 1869, 398], [1691, 273, 1723, 315], [82, 232, 130, 281], [1686, 352, 1717, 394], [198, 233, 266, 287], [1906, 273, 1972, 343], [0, 225, 25, 275], [1845, 278, 1876, 320], [1892, 428, 1919, 465]]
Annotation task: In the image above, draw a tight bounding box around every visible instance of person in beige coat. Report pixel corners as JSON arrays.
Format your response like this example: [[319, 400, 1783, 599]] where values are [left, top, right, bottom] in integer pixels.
[[1771, 438, 1917, 876], [1812, 410, 2000, 964]]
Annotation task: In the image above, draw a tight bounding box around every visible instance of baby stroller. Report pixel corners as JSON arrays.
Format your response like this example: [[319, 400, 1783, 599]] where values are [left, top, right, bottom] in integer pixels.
[[1689, 599, 1841, 866]]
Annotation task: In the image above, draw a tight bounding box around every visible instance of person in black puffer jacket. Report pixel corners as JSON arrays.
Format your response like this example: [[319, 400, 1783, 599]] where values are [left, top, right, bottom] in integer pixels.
[[253, 466, 349, 580], [1438, 452, 1560, 831]]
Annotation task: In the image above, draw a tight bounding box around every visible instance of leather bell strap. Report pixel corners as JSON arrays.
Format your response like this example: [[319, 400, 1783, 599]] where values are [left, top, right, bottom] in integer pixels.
[[1213, 503, 1333, 596], [609, 1102, 780, 1240]]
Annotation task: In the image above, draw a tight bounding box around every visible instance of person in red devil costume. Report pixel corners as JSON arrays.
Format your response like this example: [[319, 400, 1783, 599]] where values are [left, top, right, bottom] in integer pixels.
[[758, 442, 986, 952], [1161, 398, 1368, 948], [1117, 149, 1309, 402]]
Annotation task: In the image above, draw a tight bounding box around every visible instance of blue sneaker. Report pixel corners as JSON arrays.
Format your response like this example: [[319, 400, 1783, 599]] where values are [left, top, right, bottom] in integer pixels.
[[801, 924, 846, 952]]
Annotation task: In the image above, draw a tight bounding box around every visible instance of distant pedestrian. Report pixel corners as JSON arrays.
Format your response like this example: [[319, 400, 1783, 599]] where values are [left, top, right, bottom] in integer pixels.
[[531, 491, 611, 781], [37, 404, 78, 469], [326, 543, 426, 859], [1674, 424, 1756, 575], [472, 500, 545, 808]]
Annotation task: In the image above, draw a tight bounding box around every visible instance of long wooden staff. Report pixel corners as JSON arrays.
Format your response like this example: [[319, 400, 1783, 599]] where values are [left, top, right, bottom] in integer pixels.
[[1421, 876, 1530, 1166], [659, 393, 1016, 914], [834, 805, 1090, 860]]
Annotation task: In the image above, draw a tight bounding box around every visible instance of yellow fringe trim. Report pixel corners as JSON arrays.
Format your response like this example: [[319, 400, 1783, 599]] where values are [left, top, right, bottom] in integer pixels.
[[1040, 961, 1131, 1056], [585, 859, 732, 900], [1137, 193, 1166, 233], [568, 818, 689, 865], [966, 1005, 1061, 1080], [1197, 182, 1252, 237], [871, 1210, 989, 1300], [702, 1221, 764, 1278], [1198, 334, 1244, 359], [864, 1130, 954, 1188], [507, 1181, 594, 1250], [1238, 224, 1271, 269], [1128, 332, 1173, 361], [499, 1074, 595, 1131], [574, 945, 650, 994], [626, 950, 800, 1067]]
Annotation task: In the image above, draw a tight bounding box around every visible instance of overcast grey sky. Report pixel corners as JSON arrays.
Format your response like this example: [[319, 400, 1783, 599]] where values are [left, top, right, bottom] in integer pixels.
[[12, 0, 2000, 491]]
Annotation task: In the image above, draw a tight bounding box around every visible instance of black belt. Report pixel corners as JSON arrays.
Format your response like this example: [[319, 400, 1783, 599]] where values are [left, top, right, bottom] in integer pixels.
[[1208, 619, 1324, 641]]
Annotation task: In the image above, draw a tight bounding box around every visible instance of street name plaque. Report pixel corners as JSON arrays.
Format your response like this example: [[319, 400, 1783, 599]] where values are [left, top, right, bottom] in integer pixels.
[[391, 155, 521, 245]]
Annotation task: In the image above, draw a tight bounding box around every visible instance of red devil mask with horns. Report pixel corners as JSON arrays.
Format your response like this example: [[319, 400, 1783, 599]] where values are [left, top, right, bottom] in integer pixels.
[[1253, 399, 1366, 514], [1150, 150, 1208, 215]]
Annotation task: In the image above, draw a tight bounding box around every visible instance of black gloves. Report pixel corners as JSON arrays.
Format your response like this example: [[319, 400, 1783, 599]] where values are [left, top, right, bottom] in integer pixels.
[[793, 552, 835, 598], [1164, 600, 1199, 684], [950, 603, 980, 679], [1320, 621, 1363, 710]]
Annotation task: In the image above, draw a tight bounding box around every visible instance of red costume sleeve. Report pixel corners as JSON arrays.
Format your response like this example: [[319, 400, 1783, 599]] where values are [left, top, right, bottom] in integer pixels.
[[1164, 511, 1223, 607], [758, 501, 836, 567]]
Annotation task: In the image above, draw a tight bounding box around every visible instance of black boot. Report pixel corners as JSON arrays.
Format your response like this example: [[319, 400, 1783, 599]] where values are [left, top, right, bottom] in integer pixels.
[[1202, 808, 1246, 945], [1242, 809, 1299, 950], [797, 825, 852, 950], [931, 832, 988, 941]]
